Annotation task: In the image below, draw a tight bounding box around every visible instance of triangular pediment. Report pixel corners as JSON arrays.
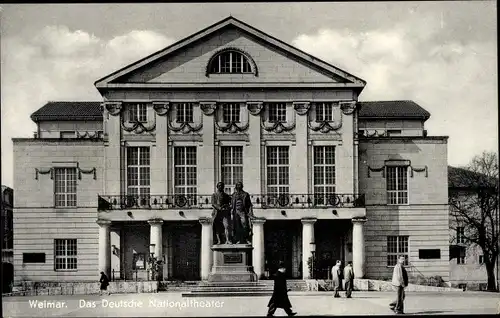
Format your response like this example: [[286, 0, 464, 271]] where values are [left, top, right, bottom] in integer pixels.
[[95, 17, 366, 89]]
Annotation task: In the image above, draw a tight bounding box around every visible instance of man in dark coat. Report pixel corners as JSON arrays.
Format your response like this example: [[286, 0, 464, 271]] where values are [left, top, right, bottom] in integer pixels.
[[343, 261, 354, 298], [99, 271, 110, 295], [267, 262, 297, 317], [211, 182, 232, 244]]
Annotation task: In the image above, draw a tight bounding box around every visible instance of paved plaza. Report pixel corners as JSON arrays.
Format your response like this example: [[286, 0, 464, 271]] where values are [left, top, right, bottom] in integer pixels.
[[2, 291, 499, 317]]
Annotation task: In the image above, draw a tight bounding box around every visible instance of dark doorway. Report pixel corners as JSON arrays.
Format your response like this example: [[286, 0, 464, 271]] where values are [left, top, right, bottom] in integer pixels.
[[264, 221, 297, 278], [314, 220, 348, 279], [171, 222, 201, 281]]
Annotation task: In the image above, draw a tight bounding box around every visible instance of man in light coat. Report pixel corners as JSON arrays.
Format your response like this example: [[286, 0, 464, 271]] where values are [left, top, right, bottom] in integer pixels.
[[331, 260, 342, 298], [343, 261, 354, 298], [389, 256, 409, 314]]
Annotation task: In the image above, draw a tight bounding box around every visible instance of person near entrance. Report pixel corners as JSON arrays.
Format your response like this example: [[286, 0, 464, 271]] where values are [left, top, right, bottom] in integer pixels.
[[343, 261, 354, 298], [389, 256, 409, 314], [231, 182, 253, 244], [99, 271, 110, 296], [331, 260, 343, 298], [211, 182, 232, 244], [267, 262, 297, 317]]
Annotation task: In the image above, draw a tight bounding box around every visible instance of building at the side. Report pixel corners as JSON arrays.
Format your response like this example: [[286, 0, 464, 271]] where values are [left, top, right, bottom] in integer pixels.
[[2, 185, 14, 292], [12, 17, 450, 285]]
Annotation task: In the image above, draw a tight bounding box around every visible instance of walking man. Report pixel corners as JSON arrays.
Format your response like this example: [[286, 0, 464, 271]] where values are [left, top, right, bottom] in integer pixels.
[[389, 256, 409, 314], [344, 261, 354, 298], [267, 262, 297, 317], [331, 260, 342, 298]]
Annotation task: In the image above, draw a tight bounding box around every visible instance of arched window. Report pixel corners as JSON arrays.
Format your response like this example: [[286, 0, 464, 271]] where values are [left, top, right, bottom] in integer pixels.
[[208, 50, 253, 74]]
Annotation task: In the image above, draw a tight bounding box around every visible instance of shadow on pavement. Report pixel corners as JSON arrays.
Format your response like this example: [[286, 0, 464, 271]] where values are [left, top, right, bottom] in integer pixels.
[[407, 310, 453, 315]]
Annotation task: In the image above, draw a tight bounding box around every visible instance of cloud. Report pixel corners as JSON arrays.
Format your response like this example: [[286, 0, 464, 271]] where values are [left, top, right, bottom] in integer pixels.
[[1, 26, 175, 186], [292, 23, 498, 168]]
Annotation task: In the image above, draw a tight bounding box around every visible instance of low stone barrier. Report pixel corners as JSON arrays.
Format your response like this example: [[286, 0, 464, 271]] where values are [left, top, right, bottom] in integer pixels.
[[8, 281, 158, 296], [315, 279, 462, 292]]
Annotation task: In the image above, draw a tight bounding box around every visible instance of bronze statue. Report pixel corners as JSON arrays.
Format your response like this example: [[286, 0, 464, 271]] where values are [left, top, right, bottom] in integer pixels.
[[231, 182, 254, 244], [211, 182, 232, 244]]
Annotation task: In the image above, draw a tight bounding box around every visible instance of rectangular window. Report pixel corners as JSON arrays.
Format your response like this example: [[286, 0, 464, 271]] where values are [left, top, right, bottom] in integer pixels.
[[316, 102, 334, 122], [60, 131, 76, 138], [479, 255, 484, 264], [386, 166, 409, 205], [128, 103, 147, 123], [54, 239, 77, 271], [268, 103, 287, 123], [127, 147, 151, 203], [222, 103, 240, 123], [418, 249, 441, 259], [313, 146, 336, 205], [174, 147, 197, 205], [457, 254, 466, 265], [176, 103, 194, 123], [23, 253, 46, 263], [221, 146, 243, 194], [54, 168, 77, 207], [266, 146, 289, 204], [387, 236, 409, 266], [456, 227, 466, 244]]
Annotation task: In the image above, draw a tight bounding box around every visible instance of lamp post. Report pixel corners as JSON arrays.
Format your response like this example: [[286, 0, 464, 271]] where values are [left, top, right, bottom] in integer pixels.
[[310, 242, 316, 279]]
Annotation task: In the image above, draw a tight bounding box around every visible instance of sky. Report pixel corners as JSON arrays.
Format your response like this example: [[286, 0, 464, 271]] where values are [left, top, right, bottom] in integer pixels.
[[0, 2, 497, 188]]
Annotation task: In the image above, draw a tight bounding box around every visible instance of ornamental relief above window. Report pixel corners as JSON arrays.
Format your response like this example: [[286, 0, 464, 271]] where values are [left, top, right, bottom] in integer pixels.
[[168, 102, 203, 134], [261, 102, 296, 133], [212, 102, 250, 133], [307, 101, 357, 133]]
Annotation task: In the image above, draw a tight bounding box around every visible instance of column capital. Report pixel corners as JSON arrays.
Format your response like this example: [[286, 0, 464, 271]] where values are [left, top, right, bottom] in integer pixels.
[[301, 217, 317, 225], [148, 219, 164, 226], [199, 217, 212, 225], [252, 217, 266, 224], [96, 219, 111, 227], [352, 217, 367, 224]]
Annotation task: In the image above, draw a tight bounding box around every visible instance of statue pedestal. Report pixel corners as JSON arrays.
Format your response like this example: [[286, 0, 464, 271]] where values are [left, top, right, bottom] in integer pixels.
[[208, 244, 257, 282]]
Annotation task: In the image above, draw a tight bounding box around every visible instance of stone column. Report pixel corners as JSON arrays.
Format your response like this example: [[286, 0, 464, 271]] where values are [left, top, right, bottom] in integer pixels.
[[97, 219, 111, 277], [301, 217, 317, 279], [148, 219, 163, 280], [352, 217, 367, 278], [252, 218, 266, 279], [199, 217, 213, 280]]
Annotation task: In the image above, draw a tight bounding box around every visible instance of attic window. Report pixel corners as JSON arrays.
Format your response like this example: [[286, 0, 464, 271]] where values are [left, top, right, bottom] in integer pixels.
[[208, 50, 254, 74]]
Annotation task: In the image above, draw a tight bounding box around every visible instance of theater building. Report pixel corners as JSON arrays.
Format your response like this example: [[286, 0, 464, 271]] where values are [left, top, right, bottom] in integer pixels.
[[12, 17, 450, 284]]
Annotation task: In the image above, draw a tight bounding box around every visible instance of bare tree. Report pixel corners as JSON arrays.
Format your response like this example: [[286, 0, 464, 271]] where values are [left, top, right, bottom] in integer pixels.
[[449, 151, 499, 291]]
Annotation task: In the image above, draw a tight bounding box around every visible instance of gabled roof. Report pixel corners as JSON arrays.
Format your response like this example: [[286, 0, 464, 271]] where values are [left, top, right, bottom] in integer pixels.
[[94, 16, 366, 89], [358, 100, 431, 120], [30, 101, 102, 122]]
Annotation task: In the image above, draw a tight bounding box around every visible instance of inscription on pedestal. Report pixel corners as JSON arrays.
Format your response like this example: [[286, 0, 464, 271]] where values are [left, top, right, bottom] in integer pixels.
[[224, 253, 243, 264]]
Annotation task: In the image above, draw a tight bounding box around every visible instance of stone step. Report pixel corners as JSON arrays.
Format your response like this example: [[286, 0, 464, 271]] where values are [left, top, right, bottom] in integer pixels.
[[199, 282, 267, 287], [190, 286, 273, 292], [182, 290, 273, 297]]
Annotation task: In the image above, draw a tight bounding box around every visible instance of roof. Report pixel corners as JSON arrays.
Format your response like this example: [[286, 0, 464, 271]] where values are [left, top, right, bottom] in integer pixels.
[[30, 101, 102, 122], [448, 165, 498, 190], [94, 16, 366, 89], [358, 100, 431, 120]]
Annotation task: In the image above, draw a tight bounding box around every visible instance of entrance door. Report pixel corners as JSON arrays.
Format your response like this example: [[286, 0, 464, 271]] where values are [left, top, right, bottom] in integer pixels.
[[172, 223, 200, 280], [315, 220, 345, 279], [264, 221, 294, 278]]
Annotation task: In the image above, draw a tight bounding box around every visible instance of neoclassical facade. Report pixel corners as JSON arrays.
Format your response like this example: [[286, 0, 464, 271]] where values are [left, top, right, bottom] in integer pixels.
[[12, 17, 450, 284]]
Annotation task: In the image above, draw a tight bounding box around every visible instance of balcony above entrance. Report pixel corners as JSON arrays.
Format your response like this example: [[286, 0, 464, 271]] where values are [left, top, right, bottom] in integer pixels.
[[97, 193, 366, 221]]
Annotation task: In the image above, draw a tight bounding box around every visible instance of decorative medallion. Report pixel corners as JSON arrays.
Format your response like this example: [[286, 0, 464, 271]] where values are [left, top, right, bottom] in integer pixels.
[[293, 102, 311, 116], [246, 102, 263, 116], [215, 121, 249, 133], [168, 120, 203, 133], [76, 131, 100, 139], [367, 166, 385, 178], [411, 165, 428, 178], [307, 120, 342, 133], [121, 120, 156, 134], [104, 102, 123, 116], [153, 101, 170, 116], [200, 102, 217, 116], [35, 168, 53, 180], [340, 101, 357, 115], [78, 167, 97, 180]]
